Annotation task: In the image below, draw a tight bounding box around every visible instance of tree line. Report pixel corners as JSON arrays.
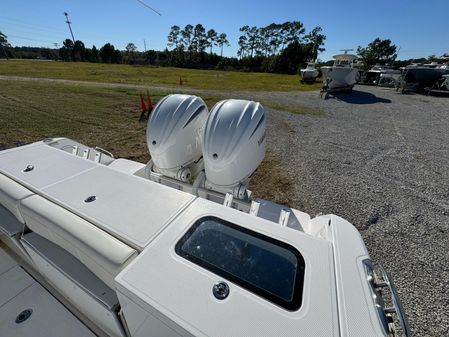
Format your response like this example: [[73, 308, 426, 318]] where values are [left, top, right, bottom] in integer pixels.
[[0, 31, 10, 58], [353, 38, 448, 69], [2, 30, 447, 74], [162, 21, 326, 74], [1, 24, 325, 74], [164, 24, 229, 67], [236, 22, 324, 59], [58, 39, 125, 63], [167, 24, 229, 57], [235, 23, 326, 74], [356, 38, 397, 70]]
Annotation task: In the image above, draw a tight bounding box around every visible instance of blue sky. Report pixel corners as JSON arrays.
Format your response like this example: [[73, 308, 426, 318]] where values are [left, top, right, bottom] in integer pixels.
[[1, 0, 448, 61]]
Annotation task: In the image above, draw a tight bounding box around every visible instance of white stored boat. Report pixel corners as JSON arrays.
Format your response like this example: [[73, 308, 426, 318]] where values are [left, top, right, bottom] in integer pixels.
[[378, 69, 402, 87], [300, 62, 319, 83], [399, 62, 449, 92], [321, 50, 359, 91], [0, 95, 409, 337], [359, 65, 401, 87]]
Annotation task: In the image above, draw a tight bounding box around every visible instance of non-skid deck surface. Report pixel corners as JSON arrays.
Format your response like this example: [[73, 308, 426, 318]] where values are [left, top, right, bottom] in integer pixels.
[[0, 242, 95, 337], [0, 143, 195, 251]]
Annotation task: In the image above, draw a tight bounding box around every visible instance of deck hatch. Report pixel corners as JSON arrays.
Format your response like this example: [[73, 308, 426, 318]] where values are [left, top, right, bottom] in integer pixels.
[[175, 216, 305, 310]]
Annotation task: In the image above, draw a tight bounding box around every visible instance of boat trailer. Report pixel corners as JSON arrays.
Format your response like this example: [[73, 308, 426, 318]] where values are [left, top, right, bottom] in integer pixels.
[[320, 79, 354, 98], [425, 75, 449, 95]]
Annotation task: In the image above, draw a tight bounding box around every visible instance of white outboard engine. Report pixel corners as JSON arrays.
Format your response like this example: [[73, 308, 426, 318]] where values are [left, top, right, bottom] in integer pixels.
[[202, 99, 266, 199], [146, 94, 208, 182]]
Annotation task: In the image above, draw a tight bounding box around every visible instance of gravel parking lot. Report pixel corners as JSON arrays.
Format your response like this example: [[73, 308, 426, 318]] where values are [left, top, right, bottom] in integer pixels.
[[255, 86, 449, 337]]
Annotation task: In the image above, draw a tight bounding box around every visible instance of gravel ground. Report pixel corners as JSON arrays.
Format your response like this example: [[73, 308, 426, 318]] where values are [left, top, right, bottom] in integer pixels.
[[250, 86, 448, 337]]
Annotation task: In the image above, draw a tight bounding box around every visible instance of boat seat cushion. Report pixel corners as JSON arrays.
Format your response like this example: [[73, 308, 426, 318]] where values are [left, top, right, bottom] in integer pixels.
[[20, 195, 137, 288], [0, 174, 34, 223]]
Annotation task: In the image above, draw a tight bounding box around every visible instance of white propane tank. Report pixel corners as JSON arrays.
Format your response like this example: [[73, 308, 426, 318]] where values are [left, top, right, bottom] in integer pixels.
[[147, 94, 208, 182], [203, 99, 266, 199]]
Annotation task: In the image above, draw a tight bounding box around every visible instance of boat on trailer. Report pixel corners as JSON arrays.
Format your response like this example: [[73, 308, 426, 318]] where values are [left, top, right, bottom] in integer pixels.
[[300, 62, 320, 83], [321, 50, 359, 93], [425, 74, 449, 95], [0, 95, 409, 337], [359, 65, 401, 87], [398, 62, 449, 93]]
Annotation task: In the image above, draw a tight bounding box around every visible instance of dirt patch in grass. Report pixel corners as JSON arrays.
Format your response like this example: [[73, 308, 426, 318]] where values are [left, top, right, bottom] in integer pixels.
[[249, 150, 294, 206]]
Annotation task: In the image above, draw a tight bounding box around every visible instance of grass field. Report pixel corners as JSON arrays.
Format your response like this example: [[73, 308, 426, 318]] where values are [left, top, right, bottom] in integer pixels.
[[0, 79, 294, 203], [0, 59, 322, 92], [0, 80, 216, 161]]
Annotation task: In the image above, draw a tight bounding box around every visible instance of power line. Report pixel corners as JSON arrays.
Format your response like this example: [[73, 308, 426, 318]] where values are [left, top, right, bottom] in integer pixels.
[[0, 15, 61, 32], [2, 23, 64, 37], [7, 34, 55, 44], [1, 26, 67, 41], [0, 14, 141, 45], [0, 20, 61, 35], [135, 0, 162, 16]]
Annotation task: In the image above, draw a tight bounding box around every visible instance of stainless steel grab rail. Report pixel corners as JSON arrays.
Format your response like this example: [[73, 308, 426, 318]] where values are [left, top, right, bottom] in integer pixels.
[[375, 263, 411, 337]]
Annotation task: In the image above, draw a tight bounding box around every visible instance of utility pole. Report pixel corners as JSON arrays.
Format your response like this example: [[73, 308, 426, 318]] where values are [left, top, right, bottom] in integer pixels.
[[64, 12, 75, 43]]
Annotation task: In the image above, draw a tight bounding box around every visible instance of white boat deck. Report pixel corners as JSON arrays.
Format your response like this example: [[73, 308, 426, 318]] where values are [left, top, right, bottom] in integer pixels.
[[0, 139, 409, 337], [0, 242, 95, 337]]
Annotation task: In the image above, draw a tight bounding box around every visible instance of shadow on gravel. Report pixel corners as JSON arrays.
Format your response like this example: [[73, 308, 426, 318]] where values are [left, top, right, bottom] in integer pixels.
[[325, 90, 392, 104]]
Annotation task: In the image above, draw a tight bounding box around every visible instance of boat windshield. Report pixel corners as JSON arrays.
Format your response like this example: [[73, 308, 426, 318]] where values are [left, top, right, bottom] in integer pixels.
[[175, 216, 305, 310], [332, 53, 357, 67], [334, 59, 352, 67]]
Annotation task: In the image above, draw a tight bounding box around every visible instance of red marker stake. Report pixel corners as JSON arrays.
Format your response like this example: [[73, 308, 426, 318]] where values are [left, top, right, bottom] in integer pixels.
[[139, 94, 147, 121]]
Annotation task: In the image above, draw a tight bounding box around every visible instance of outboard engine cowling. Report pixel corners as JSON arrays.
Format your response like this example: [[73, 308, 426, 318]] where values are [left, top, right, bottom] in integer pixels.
[[203, 99, 266, 199], [147, 94, 208, 182]]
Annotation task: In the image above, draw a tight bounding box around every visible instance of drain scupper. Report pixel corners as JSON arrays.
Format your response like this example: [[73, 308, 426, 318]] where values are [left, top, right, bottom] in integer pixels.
[[84, 195, 97, 203], [15, 308, 33, 324]]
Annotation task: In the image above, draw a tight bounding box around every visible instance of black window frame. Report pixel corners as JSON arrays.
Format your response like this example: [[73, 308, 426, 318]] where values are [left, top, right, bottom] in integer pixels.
[[175, 216, 306, 311]]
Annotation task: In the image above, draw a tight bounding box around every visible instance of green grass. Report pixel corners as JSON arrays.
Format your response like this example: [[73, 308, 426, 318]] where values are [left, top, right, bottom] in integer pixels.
[[0, 79, 296, 205], [109, 87, 324, 115], [0, 80, 223, 162], [0, 59, 322, 92]]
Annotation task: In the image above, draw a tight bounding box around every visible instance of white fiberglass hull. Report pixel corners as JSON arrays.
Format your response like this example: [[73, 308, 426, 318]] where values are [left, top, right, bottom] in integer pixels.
[[0, 134, 410, 336], [322, 66, 358, 89], [300, 69, 319, 82]]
